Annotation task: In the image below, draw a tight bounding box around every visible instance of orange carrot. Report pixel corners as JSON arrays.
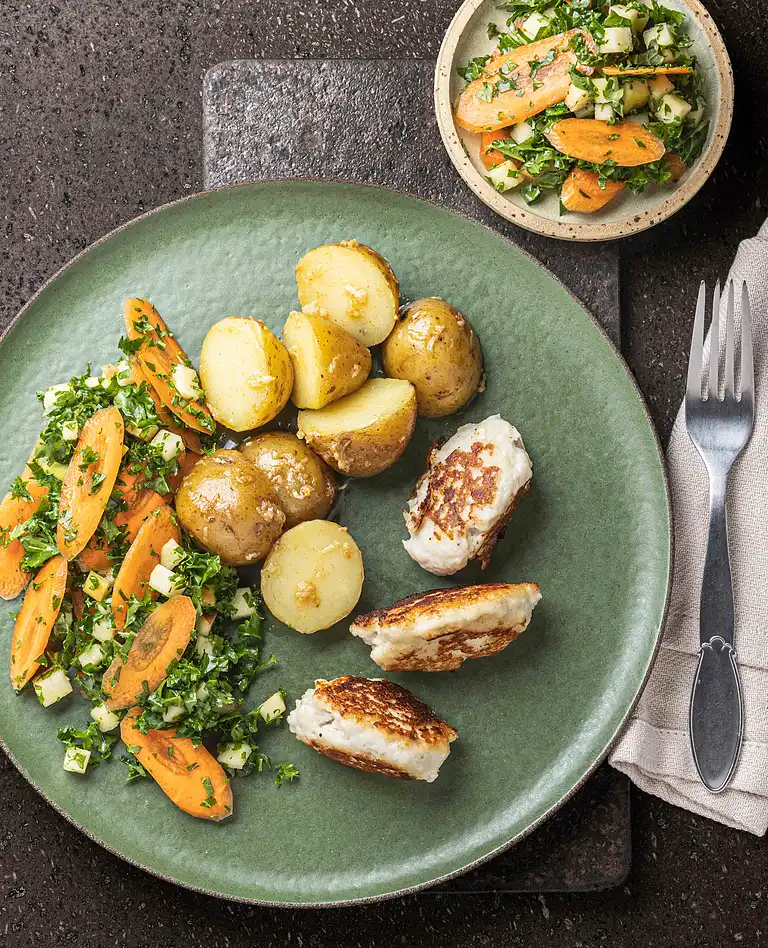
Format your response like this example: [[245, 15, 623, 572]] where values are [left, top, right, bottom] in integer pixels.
[[10, 555, 68, 691], [456, 31, 595, 132], [561, 168, 626, 212], [57, 407, 125, 560], [121, 707, 233, 821], [480, 129, 512, 170], [0, 478, 49, 600], [546, 118, 665, 166], [602, 66, 694, 76], [102, 595, 195, 709], [124, 299, 214, 435], [112, 506, 180, 631]]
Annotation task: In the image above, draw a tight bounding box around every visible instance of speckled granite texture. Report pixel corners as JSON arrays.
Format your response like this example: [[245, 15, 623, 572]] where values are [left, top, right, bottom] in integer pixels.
[[2, 1, 768, 946]]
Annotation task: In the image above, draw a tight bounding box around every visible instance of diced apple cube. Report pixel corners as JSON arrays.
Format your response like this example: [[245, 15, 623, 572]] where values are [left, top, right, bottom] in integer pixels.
[[599, 26, 634, 53], [150, 429, 185, 463], [34, 668, 73, 707], [643, 23, 675, 48], [609, 4, 650, 30], [78, 643, 105, 668], [84, 571, 113, 602], [160, 538, 185, 571], [510, 120, 534, 144], [594, 102, 616, 121], [648, 74, 674, 101], [486, 160, 522, 192], [565, 83, 591, 113], [258, 692, 287, 722], [171, 364, 202, 401], [231, 587, 255, 620], [623, 79, 649, 111], [63, 746, 91, 774], [217, 742, 253, 770], [657, 92, 692, 123], [90, 703, 121, 732], [149, 564, 185, 597]]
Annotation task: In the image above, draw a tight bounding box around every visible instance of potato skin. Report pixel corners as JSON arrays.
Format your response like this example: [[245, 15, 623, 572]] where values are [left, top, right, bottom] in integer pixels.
[[381, 298, 483, 418], [297, 378, 417, 478], [283, 310, 371, 410], [199, 317, 294, 432], [175, 450, 285, 566], [239, 432, 336, 528]]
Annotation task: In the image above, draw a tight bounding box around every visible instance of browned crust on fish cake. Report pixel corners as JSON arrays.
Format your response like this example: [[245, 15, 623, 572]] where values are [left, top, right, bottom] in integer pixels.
[[304, 739, 415, 780], [353, 582, 528, 631], [408, 439, 501, 538], [315, 676, 457, 746], [476, 478, 531, 569], [375, 624, 527, 672]]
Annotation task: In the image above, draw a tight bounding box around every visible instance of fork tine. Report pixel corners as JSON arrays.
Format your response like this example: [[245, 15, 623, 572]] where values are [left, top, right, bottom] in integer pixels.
[[686, 281, 707, 402], [724, 281, 735, 398], [741, 281, 754, 404], [708, 280, 721, 400]]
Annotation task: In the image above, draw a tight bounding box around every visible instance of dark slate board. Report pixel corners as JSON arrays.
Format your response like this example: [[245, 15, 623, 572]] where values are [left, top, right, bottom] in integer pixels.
[[202, 59, 620, 346], [202, 58, 629, 893]]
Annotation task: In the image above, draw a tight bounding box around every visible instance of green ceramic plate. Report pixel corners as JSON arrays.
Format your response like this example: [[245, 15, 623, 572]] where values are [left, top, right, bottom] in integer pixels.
[[0, 181, 669, 906]]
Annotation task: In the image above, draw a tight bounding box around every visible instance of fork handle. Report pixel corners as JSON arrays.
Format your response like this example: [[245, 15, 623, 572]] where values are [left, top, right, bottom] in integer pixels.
[[689, 470, 744, 792], [699, 471, 734, 645]]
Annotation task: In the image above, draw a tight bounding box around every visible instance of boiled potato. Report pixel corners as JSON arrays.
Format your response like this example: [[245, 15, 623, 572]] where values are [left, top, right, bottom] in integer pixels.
[[297, 378, 416, 477], [261, 520, 363, 633], [296, 240, 399, 346], [200, 317, 294, 431], [283, 310, 371, 410], [239, 431, 336, 528], [175, 450, 285, 566], [381, 298, 483, 418]]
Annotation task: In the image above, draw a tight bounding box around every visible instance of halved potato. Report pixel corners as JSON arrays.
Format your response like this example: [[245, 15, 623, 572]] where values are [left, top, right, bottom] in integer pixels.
[[297, 378, 416, 477], [382, 298, 483, 418], [261, 520, 364, 633], [283, 310, 371, 410], [296, 241, 399, 346], [199, 317, 294, 431]]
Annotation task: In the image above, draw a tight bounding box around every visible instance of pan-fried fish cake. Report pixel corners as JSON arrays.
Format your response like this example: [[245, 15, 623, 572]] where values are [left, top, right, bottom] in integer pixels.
[[286, 676, 457, 782], [351, 582, 541, 672], [403, 414, 532, 576]]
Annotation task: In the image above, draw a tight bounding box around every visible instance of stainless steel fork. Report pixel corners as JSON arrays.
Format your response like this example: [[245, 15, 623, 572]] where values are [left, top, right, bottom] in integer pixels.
[[686, 280, 754, 793]]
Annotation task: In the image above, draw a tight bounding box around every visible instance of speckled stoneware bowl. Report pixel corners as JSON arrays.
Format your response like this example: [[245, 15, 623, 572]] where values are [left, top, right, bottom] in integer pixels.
[[434, 0, 734, 241]]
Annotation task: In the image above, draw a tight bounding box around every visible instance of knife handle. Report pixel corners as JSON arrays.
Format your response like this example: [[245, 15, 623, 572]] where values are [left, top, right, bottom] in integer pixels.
[[689, 636, 744, 793]]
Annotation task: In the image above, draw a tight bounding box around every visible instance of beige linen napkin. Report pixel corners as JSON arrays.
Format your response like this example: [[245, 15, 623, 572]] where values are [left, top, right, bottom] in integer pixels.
[[610, 220, 768, 835]]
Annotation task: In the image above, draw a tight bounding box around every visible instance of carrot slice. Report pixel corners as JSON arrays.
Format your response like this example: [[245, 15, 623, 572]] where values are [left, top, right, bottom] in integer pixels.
[[121, 707, 232, 821], [0, 478, 49, 600], [480, 128, 512, 170], [10, 555, 68, 691], [545, 118, 665, 166], [57, 407, 125, 560], [112, 506, 180, 631], [124, 299, 214, 435], [561, 168, 626, 212], [455, 31, 595, 132], [102, 595, 195, 709], [602, 66, 694, 76]]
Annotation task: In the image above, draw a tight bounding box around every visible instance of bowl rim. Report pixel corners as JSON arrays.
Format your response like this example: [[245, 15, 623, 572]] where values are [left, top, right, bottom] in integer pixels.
[[433, 0, 734, 242]]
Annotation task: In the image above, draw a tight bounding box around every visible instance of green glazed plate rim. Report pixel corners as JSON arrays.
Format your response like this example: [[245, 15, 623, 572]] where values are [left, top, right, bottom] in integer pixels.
[[0, 180, 672, 906]]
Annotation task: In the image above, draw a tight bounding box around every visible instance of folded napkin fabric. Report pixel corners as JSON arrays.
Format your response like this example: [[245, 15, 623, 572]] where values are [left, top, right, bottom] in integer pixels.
[[610, 219, 768, 835]]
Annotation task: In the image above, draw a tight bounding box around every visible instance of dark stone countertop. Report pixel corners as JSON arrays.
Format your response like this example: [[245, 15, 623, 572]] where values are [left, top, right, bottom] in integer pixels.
[[1, 1, 767, 945]]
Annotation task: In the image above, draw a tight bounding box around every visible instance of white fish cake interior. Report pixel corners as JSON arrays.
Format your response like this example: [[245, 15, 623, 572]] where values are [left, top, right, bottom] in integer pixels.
[[403, 414, 533, 576], [287, 676, 457, 782], [351, 581, 541, 671]]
